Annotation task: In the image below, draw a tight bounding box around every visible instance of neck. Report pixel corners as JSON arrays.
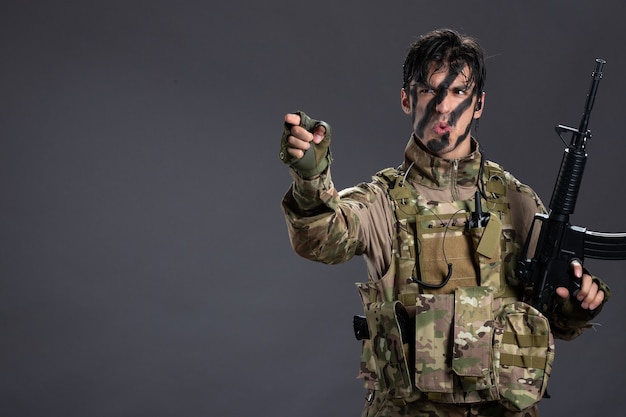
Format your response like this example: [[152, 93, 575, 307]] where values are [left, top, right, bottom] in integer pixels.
[[402, 135, 482, 190]]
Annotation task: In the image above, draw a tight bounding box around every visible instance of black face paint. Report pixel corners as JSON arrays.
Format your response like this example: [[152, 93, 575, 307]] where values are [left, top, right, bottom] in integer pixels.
[[411, 68, 475, 155], [444, 94, 474, 149]]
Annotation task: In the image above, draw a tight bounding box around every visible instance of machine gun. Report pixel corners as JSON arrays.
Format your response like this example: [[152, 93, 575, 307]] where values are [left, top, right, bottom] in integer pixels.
[[515, 58, 626, 314]]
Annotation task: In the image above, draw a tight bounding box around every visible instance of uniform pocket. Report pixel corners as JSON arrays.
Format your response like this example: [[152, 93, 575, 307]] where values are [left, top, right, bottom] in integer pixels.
[[493, 302, 554, 411], [365, 301, 413, 398], [452, 287, 496, 394], [414, 294, 454, 393]]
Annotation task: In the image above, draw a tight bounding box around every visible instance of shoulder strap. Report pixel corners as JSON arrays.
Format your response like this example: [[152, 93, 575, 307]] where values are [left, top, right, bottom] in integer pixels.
[[482, 161, 509, 215], [375, 167, 418, 220]]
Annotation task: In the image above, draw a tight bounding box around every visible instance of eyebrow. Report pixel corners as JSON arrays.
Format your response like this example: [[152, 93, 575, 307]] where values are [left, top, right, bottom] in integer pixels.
[[451, 84, 471, 92], [414, 80, 473, 92]]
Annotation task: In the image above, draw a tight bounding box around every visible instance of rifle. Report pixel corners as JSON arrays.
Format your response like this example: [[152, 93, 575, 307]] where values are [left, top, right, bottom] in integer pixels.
[[515, 58, 626, 314]]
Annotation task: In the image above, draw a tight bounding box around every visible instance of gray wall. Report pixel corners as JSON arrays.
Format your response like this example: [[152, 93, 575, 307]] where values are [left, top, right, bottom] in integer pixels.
[[1, 1, 625, 416]]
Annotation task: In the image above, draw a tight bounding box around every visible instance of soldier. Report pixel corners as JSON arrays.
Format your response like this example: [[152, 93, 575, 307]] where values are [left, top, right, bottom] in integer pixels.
[[278, 28, 608, 417]]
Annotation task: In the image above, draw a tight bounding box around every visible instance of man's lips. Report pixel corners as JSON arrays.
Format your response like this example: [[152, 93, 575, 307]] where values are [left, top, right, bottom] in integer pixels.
[[433, 121, 451, 135]]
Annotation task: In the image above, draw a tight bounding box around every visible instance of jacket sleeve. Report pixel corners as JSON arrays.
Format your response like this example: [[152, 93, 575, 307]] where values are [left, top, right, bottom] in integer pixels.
[[506, 172, 611, 340], [281, 166, 393, 266]]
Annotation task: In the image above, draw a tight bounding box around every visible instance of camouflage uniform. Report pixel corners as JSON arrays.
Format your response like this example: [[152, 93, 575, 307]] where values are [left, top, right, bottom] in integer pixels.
[[281, 136, 606, 417]]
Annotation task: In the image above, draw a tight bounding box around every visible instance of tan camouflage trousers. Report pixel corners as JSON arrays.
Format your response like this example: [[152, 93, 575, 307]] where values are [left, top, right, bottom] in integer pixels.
[[362, 391, 539, 417]]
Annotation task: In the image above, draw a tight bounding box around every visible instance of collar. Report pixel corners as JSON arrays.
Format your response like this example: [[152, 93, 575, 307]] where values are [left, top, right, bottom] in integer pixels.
[[400, 134, 483, 190]]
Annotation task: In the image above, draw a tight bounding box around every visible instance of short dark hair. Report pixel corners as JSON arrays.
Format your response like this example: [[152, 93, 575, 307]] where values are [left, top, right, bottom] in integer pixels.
[[402, 28, 486, 98]]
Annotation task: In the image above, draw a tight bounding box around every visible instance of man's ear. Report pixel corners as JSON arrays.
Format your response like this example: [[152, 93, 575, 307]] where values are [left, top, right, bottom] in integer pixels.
[[401, 88, 411, 114], [473, 91, 485, 118]]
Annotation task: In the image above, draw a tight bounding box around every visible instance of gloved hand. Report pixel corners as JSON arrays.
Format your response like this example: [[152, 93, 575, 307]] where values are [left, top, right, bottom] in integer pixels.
[[279, 111, 332, 178]]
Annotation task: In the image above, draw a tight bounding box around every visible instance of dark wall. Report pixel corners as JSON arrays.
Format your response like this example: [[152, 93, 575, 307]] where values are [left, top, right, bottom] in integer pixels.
[[1, 1, 624, 416]]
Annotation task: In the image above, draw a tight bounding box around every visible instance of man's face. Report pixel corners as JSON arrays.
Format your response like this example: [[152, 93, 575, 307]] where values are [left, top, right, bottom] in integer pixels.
[[401, 63, 484, 160]]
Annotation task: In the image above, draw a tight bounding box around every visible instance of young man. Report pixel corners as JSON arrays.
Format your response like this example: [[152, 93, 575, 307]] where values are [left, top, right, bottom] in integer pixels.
[[278, 28, 608, 417]]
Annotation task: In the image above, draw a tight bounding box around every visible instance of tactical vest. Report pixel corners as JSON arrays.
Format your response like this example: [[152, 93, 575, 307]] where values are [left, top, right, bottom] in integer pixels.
[[355, 162, 555, 412]]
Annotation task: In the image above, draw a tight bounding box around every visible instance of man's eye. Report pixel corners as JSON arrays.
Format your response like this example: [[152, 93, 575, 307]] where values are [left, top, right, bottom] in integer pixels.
[[455, 89, 468, 96], [419, 88, 436, 94]]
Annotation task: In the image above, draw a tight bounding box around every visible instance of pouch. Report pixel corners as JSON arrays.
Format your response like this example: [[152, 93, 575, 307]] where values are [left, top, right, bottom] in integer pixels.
[[414, 294, 454, 394], [365, 301, 413, 397], [452, 287, 497, 394], [493, 301, 555, 411], [414, 289, 499, 403]]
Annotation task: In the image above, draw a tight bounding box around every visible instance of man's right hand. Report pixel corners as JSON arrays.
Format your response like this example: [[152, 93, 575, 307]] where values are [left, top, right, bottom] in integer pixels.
[[279, 111, 332, 178], [283, 113, 328, 160]]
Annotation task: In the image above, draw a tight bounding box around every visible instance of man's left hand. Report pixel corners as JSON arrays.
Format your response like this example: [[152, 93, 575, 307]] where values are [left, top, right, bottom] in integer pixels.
[[555, 260, 605, 310]]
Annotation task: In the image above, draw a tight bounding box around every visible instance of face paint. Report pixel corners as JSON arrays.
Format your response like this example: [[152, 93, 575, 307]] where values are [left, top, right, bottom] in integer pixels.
[[408, 64, 478, 158], [439, 94, 474, 150]]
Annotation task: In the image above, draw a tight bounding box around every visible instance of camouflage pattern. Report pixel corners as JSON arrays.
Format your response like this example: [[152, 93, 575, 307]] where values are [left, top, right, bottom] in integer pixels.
[[281, 136, 606, 415], [493, 302, 554, 411], [413, 289, 500, 405], [284, 146, 548, 408], [373, 158, 519, 300], [452, 287, 496, 393], [362, 390, 539, 417], [361, 294, 550, 416], [414, 293, 454, 394], [365, 301, 413, 397], [282, 167, 379, 265], [355, 159, 554, 410]]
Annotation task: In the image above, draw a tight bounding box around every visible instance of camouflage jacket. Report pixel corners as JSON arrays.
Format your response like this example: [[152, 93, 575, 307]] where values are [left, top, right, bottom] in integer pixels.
[[282, 135, 607, 329], [281, 135, 608, 403]]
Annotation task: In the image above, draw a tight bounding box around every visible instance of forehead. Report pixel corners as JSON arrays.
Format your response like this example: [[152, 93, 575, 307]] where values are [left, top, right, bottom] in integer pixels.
[[425, 62, 472, 87]]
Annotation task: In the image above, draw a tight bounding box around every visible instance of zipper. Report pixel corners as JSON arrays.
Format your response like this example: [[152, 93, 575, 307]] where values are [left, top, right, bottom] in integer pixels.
[[451, 159, 459, 200]]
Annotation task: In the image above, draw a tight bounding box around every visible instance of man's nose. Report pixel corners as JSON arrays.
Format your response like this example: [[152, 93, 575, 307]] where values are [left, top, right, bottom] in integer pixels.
[[435, 92, 452, 114]]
